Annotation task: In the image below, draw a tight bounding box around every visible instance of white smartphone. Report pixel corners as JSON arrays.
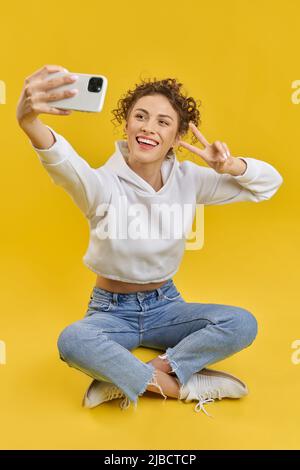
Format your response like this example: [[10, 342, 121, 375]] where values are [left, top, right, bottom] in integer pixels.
[[44, 70, 108, 113]]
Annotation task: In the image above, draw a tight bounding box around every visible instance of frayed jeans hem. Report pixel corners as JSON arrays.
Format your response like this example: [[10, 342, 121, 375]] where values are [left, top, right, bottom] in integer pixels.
[[158, 349, 189, 398], [120, 363, 168, 411]]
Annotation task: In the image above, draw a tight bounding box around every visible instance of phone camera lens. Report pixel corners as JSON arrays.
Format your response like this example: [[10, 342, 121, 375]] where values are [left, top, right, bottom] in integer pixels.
[[88, 77, 103, 93]]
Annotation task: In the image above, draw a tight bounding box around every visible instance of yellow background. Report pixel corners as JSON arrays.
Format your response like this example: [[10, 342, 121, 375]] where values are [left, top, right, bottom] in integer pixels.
[[0, 0, 299, 450]]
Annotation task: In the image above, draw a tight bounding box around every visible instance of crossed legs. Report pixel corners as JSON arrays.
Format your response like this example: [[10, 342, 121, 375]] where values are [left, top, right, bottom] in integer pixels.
[[58, 302, 257, 406]]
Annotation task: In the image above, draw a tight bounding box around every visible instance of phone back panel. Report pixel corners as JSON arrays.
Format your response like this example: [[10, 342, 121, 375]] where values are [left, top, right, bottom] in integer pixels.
[[44, 71, 108, 113]]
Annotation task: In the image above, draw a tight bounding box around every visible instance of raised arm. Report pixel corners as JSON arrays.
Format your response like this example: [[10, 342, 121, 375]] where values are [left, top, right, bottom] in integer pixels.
[[180, 122, 283, 205], [185, 157, 283, 205], [17, 65, 111, 219], [31, 125, 111, 218]]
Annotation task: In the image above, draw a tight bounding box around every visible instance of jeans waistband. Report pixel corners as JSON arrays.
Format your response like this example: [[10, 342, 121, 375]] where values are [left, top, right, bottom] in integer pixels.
[[92, 278, 175, 302]]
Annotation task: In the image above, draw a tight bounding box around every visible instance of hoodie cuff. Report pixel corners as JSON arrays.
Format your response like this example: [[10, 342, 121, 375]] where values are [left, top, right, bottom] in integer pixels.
[[230, 157, 257, 182], [31, 126, 69, 165]]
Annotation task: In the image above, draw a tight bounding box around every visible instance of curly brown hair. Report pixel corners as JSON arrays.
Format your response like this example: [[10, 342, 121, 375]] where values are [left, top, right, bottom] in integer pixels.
[[111, 77, 202, 158]]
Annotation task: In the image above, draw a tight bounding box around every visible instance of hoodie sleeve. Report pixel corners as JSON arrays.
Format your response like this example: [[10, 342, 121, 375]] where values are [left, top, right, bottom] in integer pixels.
[[30, 125, 111, 219], [186, 157, 283, 205]]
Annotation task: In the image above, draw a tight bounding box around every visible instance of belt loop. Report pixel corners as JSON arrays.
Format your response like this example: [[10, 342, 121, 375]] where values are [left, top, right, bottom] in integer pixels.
[[112, 293, 118, 306], [156, 287, 164, 300]]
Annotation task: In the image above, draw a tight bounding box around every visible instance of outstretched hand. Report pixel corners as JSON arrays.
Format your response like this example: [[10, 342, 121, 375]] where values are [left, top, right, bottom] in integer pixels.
[[179, 122, 236, 174]]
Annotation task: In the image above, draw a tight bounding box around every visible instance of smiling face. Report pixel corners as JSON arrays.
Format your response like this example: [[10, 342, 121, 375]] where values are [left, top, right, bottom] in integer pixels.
[[124, 94, 181, 164]]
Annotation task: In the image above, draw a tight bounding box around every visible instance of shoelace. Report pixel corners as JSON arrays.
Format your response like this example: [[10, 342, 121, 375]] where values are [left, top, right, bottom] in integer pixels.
[[92, 383, 130, 410], [119, 396, 131, 410], [106, 386, 131, 410], [106, 386, 126, 401], [194, 389, 222, 417]]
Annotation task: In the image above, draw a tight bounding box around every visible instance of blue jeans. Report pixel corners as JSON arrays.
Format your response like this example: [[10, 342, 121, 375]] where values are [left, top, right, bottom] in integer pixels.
[[57, 279, 258, 409]]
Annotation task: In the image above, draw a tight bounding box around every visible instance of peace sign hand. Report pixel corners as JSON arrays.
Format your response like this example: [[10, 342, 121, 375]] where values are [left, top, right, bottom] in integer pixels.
[[178, 122, 235, 174]]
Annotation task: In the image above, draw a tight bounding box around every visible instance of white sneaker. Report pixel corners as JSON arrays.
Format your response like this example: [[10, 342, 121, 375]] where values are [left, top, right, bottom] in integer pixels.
[[178, 368, 248, 417], [82, 379, 131, 410]]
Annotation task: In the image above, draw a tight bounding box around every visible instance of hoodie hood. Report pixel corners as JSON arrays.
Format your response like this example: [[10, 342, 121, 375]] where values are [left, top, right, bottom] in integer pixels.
[[103, 139, 178, 195]]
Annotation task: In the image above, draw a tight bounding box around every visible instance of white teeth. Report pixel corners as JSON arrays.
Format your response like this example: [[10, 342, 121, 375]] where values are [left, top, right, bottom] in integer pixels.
[[137, 137, 158, 146]]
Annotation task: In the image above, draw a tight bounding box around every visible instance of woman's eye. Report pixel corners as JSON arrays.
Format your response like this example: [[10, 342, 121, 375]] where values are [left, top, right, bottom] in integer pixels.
[[135, 114, 168, 126]]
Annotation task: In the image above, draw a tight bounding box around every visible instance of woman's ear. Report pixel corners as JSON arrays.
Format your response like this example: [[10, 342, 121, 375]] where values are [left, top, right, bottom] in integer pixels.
[[173, 134, 181, 149]]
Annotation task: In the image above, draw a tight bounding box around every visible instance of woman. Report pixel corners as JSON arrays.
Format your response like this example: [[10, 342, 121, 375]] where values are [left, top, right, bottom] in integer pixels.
[[16, 65, 283, 416]]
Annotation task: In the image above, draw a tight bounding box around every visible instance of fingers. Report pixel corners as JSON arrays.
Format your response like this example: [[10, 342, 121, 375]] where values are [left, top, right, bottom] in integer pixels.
[[189, 122, 210, 147], [24, 73, 76, 96], [38, 103, 73, 115], [41, 88, 78, 102], [24, 88, 78, 116], [222, 142, 231, 158], [214, 141, 228, 161], [180, 122, 232, 166], [49, 108, 73, 116], [178, 140, 207, 159], [35, 74, 78, 93], [24, 65, 67, 85], [23, 90, 76, 114]]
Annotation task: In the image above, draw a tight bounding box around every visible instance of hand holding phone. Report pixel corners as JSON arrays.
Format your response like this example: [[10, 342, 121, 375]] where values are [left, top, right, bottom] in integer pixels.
[[17, 64, 108, 129], [44, 70, 108, 113]]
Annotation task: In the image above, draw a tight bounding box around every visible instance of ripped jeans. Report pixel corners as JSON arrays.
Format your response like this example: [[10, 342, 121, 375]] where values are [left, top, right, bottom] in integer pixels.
[[57, 278, 258, 410]]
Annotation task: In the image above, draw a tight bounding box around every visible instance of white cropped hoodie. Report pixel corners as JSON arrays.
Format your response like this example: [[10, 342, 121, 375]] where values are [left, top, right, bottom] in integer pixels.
[[31, 126, 283, 284]]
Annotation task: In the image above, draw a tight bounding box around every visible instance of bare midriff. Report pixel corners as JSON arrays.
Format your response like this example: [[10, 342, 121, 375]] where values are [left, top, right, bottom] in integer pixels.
[[95, 274, 169, 293]]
